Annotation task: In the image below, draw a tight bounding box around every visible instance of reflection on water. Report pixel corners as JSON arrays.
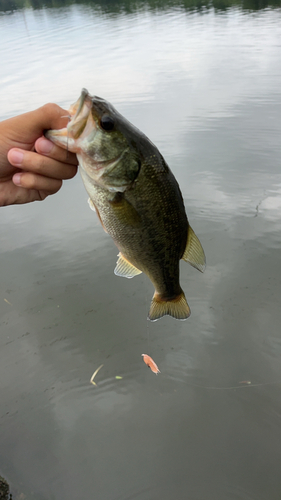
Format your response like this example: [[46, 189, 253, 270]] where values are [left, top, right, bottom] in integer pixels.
[[1, 1, 281, 499]]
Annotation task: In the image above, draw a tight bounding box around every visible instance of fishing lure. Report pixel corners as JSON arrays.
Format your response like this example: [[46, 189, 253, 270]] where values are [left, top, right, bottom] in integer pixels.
[[142, 354, 160, 375]]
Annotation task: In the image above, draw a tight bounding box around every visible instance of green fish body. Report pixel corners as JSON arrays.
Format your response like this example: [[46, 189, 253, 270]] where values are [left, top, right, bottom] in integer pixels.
[[46, 89, 205, 320]]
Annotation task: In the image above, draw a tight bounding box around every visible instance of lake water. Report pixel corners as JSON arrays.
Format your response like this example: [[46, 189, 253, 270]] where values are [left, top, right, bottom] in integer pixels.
[[1, 0, 281, 499]]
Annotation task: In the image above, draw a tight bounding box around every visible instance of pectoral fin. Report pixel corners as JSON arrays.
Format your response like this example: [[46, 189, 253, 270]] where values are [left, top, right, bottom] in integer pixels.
[[88, 198, 96, 212], [182, 226, 206, 272], [87, 198, 108, 233], [114, 253, 142, 279], [109, 193, 141, 227]]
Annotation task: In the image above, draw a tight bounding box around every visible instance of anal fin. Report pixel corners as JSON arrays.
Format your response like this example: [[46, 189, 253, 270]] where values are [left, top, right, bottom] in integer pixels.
[[114, 253, 142, 279], [182, 226, 206, 272]]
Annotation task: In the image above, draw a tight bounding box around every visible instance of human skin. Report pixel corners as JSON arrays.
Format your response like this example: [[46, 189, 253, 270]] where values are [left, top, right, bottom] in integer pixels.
[[0, 103, 78, 206]]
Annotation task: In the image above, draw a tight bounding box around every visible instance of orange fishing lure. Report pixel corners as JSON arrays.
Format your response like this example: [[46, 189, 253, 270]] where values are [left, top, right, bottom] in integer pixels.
[[142, 354, 161, 375]]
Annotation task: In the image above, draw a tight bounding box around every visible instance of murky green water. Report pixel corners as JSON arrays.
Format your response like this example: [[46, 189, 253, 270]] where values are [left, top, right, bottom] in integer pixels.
[[1, 1, 281, 498]]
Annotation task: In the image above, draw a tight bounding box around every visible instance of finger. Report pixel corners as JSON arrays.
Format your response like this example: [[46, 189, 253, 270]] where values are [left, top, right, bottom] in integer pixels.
[[37, 103, 72, 131], [7, 148, 77, 180], [5, 104, 71, 146], [13, 171, 62, 195], [35, 137, 78, 165], [29, 104, 72, 134]]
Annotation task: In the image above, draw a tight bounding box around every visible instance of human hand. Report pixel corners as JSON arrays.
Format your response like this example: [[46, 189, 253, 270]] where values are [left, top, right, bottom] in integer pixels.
[[0, 103, 78, 206]]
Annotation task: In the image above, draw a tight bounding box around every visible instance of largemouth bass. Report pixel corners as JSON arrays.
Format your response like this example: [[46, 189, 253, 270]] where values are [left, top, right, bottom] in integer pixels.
[[46, 89, 205, 321]]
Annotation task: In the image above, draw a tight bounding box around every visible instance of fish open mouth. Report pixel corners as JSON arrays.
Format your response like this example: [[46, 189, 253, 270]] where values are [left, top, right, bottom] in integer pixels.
[[68, 88, 94, 140], [45, 88, 95, 152], [46, 89, 125, 181]]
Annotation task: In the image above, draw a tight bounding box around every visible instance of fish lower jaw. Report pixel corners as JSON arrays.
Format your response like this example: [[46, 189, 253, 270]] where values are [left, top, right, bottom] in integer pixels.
[[45, 130, 79, 152]]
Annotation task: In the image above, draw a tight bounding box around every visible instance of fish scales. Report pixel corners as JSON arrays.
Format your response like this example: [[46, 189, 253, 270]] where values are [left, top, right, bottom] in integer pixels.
[[46, 89, 205, 320], [82, 151, 188, 299]]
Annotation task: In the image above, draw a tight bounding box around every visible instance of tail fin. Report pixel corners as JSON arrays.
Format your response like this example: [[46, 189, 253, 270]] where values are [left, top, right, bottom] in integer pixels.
[[148, 291, 191, 321]]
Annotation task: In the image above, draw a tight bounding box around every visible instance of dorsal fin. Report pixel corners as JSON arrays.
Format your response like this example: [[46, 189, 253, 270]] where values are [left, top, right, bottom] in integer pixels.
[[182, 226, 206, 272], [114, 253, 142, 279]]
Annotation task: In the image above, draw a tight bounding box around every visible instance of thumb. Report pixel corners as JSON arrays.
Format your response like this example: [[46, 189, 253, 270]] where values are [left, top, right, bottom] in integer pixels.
[[6, 104, 70, 148], [35, 103, 70, 131]]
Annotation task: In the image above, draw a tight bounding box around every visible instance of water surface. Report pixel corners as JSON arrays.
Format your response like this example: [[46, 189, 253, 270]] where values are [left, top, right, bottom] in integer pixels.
[[1, 1, 281, 499]]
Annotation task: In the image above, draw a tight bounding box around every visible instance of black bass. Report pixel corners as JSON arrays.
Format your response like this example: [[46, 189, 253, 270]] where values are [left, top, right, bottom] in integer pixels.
[[46, 89, 205, 321]]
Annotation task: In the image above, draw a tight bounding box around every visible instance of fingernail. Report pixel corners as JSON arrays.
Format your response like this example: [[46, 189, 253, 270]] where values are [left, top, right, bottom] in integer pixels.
[[13, 173, 23, 186], [36, 137, 53, 154], [9, 150, 24, 166]]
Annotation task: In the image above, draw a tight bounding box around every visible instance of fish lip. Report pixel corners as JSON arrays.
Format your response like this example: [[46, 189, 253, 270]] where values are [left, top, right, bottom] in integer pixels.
[[76, 88, 89, 114], [45, 89, 95, 151], [70, 88, 90, 119], [67, 88, 94, 140]]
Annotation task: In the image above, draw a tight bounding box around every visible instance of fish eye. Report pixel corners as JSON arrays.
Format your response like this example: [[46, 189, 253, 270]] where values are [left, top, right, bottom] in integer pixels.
[[100, 114, 115, 131]]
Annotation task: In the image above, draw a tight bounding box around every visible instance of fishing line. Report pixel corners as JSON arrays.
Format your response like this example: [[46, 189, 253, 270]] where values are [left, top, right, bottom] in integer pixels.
[[66, 116, 70, 159], [143, 276, 151, 353], [146, 316, 150, 353], [61, 114, 71, 159]]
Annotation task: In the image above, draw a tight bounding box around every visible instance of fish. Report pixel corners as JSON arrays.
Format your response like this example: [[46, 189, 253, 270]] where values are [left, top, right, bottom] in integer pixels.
[[46, 88, 206, 321], [142, 354, 161, 374]]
